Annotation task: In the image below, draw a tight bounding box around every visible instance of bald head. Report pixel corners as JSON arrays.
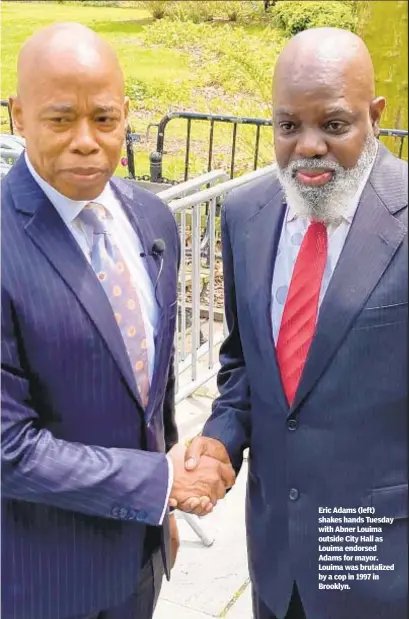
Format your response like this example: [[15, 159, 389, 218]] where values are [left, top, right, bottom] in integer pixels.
[[17, 22, 124, 102], [11, 22, 128, 200], [274, 27, 375, 103]]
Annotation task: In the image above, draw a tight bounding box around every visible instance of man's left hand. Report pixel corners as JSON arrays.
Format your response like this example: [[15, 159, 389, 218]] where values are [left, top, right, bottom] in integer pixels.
[[169, 513, 180, 569]]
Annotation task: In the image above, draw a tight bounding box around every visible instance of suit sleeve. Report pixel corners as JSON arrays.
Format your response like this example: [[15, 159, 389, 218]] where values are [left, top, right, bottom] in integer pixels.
[[1, 287, 169, 527], [201, 202, 252, 473]]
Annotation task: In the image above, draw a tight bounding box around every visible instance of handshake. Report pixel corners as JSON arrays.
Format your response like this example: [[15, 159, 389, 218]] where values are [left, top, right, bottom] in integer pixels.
[[167, 437, 236, 516]]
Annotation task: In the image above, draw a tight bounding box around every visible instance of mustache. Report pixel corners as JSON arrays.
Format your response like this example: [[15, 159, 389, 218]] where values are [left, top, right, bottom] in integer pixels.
[[287, 159, 343, 175]]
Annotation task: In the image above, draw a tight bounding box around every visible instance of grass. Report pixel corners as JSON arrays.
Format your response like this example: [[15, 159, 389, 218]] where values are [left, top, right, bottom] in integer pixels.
[[2, 1, 405, 177], [0, 1, 280, 180]]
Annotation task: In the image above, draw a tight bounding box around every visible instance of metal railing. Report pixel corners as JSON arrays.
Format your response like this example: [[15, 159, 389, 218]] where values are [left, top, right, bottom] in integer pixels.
[[144, 111, 408, 183], [146, 111, 273, 183], [1, 99, 14, 134], [165, 164, 277, 402]]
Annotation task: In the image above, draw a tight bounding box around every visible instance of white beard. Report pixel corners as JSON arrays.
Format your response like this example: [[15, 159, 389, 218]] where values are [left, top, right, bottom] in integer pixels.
[[277, 135, 378, 225]]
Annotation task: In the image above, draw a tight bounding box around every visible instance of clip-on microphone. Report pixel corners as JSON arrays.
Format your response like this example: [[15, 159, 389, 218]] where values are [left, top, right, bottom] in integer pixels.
[[140, 239, 166, 304]]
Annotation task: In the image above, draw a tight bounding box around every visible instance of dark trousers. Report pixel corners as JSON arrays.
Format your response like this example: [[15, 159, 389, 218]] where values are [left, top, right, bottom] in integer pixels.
[[74, 550, 163, 619], [253, 583, 306, 619]]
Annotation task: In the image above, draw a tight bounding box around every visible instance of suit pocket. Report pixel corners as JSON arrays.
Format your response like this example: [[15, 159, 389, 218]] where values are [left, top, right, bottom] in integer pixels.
[[368, 483, 408, 520], [352, 302, 407, 330]]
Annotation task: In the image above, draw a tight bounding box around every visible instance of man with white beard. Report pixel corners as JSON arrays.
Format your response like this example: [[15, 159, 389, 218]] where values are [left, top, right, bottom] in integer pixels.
[[180, 27, 408, 619]]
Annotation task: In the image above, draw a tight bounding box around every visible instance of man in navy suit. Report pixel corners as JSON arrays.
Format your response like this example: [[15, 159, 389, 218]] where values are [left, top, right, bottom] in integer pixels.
[[1, 23, 234, 619], [183, 28, 408, 619]]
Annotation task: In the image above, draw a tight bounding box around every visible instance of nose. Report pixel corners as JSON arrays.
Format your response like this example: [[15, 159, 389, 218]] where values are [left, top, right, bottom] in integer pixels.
[[70, 119, 99, 156], [295, 129, 328, 159]]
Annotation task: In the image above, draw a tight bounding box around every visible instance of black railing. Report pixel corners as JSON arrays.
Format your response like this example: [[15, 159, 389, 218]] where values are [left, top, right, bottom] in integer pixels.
[[1, 99, 14, 134], [378, 127, 407, 159], [144, 111, 272, 183], [141, 111, 408, 183]]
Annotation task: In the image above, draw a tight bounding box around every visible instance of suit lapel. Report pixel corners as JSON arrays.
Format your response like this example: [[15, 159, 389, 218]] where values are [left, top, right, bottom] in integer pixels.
[[291, 146, 407, 413], [245, 184, 289, 414], [8, 157, 143, 407]]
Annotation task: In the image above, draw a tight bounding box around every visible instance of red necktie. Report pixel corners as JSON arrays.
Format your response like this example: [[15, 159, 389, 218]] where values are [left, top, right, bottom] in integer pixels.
[[276, 221, 328, 406]]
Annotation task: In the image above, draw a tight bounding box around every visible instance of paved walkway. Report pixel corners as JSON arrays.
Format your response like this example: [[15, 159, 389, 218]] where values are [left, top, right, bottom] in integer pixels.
[[154, 392, 252, 619]]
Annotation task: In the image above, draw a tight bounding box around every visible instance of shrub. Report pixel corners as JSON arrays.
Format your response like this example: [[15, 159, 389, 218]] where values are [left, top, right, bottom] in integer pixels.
[[142, 0, 265, 24], [272, 1, 357, 36], [213, 1, 265, 22], [139, 1, 171, 20], [142, 18, 208, 48], [170, 1, 215, 24]]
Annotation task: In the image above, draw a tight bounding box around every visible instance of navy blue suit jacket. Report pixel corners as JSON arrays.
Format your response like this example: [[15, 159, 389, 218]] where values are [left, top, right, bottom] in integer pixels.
[[1, 156, 180, 619], [203, 145, 408, 619]]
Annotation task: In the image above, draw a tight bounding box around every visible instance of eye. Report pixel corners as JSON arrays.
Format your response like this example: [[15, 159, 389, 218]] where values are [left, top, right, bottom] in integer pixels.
[[96, 115, 117, 125], [50, 117, 70, 124], [279, 121, 296, 133], [325, 121, 348, 133]]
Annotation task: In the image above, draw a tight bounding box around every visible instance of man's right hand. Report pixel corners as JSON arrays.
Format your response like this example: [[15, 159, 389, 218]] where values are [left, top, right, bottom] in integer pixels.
[[174, 437, 235, 516], [185, 436, 232, 472], [168, 443, 235, 513]]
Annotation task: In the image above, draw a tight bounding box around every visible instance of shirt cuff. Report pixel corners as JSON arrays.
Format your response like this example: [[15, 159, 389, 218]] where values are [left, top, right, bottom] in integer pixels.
[[159, 455, 174, 525]]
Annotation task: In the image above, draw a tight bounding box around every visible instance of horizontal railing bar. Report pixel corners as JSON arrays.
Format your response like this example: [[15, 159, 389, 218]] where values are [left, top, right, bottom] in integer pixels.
[[169, 164, 277, 212], [157, 110, 273, 130], [157, 170, 228, 202], [177, 332, 224, 375], [379, 128, 408, 138], [175, 364, 221, 405]]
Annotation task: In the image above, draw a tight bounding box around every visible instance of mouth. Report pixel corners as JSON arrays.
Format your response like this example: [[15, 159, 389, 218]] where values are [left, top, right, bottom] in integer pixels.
[[63, 167, 105, 183], [294, 169, 334, 187]]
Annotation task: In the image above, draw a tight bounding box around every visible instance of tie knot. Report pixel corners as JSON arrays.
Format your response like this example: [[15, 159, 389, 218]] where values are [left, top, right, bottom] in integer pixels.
[[79, 202, 109, 234]]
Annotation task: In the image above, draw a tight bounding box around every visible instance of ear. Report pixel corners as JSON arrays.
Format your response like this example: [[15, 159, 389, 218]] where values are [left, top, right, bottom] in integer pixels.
[[9, 95, 24, 137], [124, 96, 129, 123], [370, 96, 386, 137]]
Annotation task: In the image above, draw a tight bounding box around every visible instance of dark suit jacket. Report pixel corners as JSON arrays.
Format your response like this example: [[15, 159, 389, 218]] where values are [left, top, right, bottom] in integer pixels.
[[203, 145, 408, 619], [1, 156, 180, 619]]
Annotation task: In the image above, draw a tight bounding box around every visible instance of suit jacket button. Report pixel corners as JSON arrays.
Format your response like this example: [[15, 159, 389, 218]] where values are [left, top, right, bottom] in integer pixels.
[[289, 488, 299, 501], [136, 510, 148, 522], [287, 418, 298, 431]]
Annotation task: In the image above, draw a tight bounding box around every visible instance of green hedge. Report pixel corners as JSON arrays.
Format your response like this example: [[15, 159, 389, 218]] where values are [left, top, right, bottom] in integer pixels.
[[272, 1, 357, 36], [140, 1, 265, 24]]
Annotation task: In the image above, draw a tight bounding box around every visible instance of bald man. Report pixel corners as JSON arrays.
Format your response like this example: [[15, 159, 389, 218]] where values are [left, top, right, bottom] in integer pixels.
[[183, 28, 408, 619], [1, 23, 234, 619]]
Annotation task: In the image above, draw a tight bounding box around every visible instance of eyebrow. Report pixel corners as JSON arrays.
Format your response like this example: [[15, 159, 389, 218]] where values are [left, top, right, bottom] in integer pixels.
[[273, 106, 355, 117], [43, 105, 76, 114], [324, 106, 355, 116], [42, 104, 118, 114], [94, 106, 118, 114]]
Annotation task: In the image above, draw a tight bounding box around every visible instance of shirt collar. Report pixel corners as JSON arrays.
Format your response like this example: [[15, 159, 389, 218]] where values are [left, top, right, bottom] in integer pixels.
[[25, 152, 114, 224], [285, 144, 378, 225]]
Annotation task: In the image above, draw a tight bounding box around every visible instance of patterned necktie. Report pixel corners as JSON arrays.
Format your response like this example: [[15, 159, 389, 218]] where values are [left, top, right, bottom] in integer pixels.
[[276, 221, 328, 406], [78, 202, 150, 407]]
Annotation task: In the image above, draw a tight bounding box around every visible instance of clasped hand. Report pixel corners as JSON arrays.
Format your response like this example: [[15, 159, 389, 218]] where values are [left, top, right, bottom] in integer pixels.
[[168, 438, 235, 516]]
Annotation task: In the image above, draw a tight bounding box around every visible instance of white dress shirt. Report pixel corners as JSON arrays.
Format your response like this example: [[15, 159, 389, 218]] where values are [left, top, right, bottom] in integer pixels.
[[25, 154, 172, 523], [271, 153, 376, 342]]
